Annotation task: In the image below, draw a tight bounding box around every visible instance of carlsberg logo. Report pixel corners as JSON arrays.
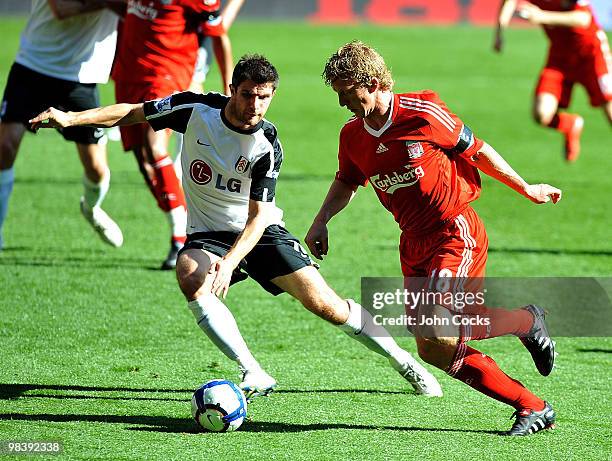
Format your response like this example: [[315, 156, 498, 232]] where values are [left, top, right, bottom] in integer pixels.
[[370, 165, 424, 193]]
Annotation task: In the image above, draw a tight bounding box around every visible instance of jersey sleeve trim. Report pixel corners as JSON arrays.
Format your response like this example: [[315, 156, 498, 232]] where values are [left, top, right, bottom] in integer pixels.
[[398, 96, 456, 132], [144, 91, 228, 133], [249, 122, 283, 202]]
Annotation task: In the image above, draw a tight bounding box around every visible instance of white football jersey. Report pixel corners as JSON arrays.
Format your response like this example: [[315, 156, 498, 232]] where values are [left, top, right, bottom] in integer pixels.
[[144, 92, 285, 234], [15, 0, 118, 84]]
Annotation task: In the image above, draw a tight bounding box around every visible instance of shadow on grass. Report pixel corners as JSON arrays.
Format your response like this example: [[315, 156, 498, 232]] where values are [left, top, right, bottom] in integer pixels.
[[0, 412, 504, 435], [488, 247, 612, 257], [0, 383, 406, 401], [577, 348, 612, 354], [0, 254, 160, 271]]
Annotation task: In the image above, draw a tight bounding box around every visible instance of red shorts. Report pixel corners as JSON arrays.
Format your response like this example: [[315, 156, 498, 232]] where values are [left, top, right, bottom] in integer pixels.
[[399, 206, 488, 280], [401, 206, 488, 335], [536, 34, 612, 108], [114, 80, 178, 151]]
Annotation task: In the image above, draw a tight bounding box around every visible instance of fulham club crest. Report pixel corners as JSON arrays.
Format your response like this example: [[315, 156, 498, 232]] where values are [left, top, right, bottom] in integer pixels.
[[406, 141, 424, 159], [235, 156, 250, 174]]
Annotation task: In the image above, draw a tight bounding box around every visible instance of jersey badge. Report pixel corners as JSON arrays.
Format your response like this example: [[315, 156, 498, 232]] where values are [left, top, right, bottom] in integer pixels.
[[235, 156, 251, 174], [154, 96, 172, 114], [406, 141, 424, 159]]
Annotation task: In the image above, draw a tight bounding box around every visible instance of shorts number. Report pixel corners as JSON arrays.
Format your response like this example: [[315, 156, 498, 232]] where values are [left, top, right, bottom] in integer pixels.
[[429, 268, 453, 293]]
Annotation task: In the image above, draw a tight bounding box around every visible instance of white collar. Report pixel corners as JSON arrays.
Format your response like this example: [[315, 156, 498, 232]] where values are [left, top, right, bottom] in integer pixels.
[[363, 92, 394, 138]]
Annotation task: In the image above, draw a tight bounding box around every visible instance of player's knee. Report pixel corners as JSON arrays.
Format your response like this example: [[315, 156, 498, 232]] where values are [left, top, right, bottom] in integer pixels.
[[0, 131, 19, 168], [415, 304, 458, 339], [176, 255, 208, 300], [416, 336, 458, 370], [533, 109, 553, 126]]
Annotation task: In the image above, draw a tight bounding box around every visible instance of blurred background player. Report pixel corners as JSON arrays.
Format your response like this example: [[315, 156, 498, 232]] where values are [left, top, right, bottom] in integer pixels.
[[111, 0, 232, 269], [0, 0, 122, 250], [494, 0, 612, 162], [189, 0, 245, 94], [176, 0, 245, 177], [307, 41, 560, 435]]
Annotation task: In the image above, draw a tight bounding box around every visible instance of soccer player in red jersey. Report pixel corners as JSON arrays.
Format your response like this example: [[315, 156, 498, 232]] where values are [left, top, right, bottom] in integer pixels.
[[306, 41, 561, 435], [494, 0, 612, 162], [112, 0, 232, 269]]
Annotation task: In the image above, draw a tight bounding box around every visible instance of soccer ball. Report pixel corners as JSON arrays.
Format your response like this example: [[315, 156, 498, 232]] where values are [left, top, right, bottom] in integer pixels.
[[191, 380, 247, 432]]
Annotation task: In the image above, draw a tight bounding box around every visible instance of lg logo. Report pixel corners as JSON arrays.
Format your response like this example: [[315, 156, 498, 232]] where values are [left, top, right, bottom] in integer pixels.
[[189, 160, 242, 193]]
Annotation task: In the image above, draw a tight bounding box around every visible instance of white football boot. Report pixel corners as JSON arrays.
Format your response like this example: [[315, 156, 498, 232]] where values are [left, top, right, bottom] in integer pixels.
[[390, 351, 443, 397], [239, 368, 277, 401], [80, 198, 123, 248]]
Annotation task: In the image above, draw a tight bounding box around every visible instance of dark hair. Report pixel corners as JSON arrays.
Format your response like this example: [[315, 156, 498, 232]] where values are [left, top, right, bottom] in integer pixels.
[[232, 54, 279, 89]]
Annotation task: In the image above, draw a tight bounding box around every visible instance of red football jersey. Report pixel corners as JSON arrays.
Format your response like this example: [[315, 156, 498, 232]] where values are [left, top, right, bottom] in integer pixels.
[[336, 91, 484, 238], [528, 0, 603, 56], [112, 0, 223, 88]]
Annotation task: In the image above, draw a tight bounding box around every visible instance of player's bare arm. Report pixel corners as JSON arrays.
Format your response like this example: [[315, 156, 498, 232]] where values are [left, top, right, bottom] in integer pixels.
[[471, 142, 562, 204], [305, 179, 357, 260], [518, 2, 591, 28], [493, 0, 518, 52], [221, 0, 245, 30], [29, 104, 146, 131], [47, 0, 111, 19], [212, 34, 234, 96], [209, 199, 274, 298]]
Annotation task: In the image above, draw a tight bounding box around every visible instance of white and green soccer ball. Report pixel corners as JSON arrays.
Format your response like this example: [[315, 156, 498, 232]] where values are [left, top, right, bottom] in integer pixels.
[[191, 380, 247, 432]]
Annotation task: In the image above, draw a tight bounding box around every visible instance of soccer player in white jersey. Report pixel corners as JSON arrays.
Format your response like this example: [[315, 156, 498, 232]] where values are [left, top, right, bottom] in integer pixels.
[[0, 0, 122, 250], [30, 55, 443, 398]]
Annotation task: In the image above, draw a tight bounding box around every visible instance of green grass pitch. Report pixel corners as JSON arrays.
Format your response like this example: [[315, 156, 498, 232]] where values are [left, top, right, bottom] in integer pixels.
[[0, 18, 611, 460]]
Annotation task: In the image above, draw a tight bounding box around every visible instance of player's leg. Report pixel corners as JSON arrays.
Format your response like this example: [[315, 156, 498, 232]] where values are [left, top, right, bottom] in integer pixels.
[[0, 63, 43, 250], [534, 68, 583, 161], [410, 209, 554, 435], [59, 79, 122, 246], [176, 246, 275, 397], [590, 31, 612, 125], [0, 122, 25, 250], [604, 100, 612, 124], [131, 144, 158, 199], [252, 228, 442, 396], [143, 126, 187, 270], [75, 141, 123, 247]]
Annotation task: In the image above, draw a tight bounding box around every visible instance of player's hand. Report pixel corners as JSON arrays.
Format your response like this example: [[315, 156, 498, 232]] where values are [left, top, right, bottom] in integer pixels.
[[524, 184, 562, 204], [517, 2, 544, 24], [209, 257, 236, 299], [29, 107, 71, 131], [304, 221, 329, 260]]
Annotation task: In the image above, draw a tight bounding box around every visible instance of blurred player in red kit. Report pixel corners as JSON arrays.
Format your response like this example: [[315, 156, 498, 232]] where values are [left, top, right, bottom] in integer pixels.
[[494, 0, 612, 162], [112, 0, 232, 269], [306, 41, 561, 435]]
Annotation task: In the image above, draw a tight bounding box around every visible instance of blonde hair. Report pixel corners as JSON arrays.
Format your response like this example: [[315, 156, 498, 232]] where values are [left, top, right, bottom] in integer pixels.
[[322, 41, 394, 90]]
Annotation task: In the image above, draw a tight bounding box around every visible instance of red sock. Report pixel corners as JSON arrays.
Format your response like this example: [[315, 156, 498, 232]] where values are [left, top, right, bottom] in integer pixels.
[[447, 343, 545, 411], [461, 307, 533, 341], [152, 155, 186, 212], [548, 112, 577, 133]]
